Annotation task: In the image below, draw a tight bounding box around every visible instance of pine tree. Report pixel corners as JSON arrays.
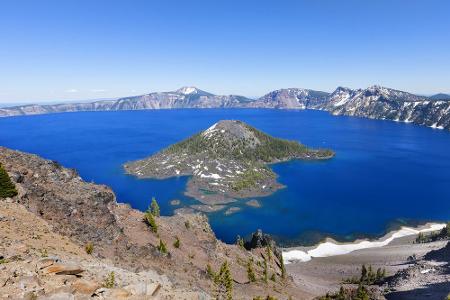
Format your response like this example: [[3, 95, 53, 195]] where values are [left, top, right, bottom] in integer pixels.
[[144, 210, 158, 233], [247, 260, 256, 282], [355, 284, 369, 300], [266, 245, 272, 261], [262, 257, 268, 283], [337, 286, 345, 300], [223, 262, 233, 300], [217, 261, 233, 300], [150, 197, 160, 217], [280, 253, 286, 279], [0, 164, 17, 198], [360, 264, 368, 283]]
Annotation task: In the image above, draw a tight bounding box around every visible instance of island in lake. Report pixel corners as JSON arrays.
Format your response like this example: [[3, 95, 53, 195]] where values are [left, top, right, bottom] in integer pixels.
[[124, 120, 334, 209]]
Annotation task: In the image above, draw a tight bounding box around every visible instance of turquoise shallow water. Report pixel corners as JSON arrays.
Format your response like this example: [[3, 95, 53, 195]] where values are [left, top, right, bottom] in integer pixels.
[[1, 109, 449, 246]]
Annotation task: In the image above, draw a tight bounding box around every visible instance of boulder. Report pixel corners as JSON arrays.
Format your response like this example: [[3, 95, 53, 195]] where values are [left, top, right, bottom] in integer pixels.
[[72, 279, 100, 295], [43, 264, 84, 275]]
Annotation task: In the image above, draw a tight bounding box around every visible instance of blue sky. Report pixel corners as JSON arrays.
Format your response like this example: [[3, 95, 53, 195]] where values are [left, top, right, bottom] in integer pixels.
[[1, 0, 449, 103]]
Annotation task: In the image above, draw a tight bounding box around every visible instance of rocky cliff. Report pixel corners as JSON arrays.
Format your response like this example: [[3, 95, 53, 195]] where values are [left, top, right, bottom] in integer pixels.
[[0, 146, 302, 299]]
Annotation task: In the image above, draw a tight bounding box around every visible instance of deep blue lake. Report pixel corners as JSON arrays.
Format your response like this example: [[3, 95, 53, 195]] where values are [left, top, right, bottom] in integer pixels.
[[1, 109, 449, 246]]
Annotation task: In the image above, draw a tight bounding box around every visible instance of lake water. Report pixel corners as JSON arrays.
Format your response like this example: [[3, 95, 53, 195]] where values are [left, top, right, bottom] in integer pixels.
[[1, 109, 449, 246]]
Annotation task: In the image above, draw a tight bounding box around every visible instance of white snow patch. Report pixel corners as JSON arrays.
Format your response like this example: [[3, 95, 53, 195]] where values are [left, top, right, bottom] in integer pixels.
[[283, 223, 446, 264], [200, 173, 222, 179]]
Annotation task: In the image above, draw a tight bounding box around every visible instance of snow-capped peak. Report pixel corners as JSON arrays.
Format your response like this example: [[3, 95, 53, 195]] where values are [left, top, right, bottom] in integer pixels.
[[176, 86, 200, 95]]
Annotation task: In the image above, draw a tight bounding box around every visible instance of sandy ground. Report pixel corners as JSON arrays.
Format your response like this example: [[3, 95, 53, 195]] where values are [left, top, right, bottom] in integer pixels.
[[286, 235, 448, 298]]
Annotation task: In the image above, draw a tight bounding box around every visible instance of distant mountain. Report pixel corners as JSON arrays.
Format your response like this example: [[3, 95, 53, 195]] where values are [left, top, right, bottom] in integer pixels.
[[1, 85, 449, 131], [329, 85, 450, 130], [0, 87, 254, 117], [429, 93, 450, 100], [247, 88, 330, 109]]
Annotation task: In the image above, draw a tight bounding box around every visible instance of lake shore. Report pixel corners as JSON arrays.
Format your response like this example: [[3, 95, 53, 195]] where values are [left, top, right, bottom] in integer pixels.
[[282, 222, 445, 263], [284, 223, 447, 298]]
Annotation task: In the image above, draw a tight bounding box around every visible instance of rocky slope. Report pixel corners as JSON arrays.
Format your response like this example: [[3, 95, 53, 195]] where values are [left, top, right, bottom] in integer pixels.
[[0, 146, 304, 299], [124, 120, 334, 209], [326, 85, 450, 130], [245, 88, 330, 109], [429, 93, 450, 101]]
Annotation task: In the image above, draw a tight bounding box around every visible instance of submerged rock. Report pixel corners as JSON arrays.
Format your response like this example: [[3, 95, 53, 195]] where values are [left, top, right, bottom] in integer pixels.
[[245, 199, 261, 208], [224, 206, 241, 215]]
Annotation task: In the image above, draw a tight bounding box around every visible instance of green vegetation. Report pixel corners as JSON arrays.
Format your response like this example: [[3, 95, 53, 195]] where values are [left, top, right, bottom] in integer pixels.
[[85, 242, 94, 255], [40, 249, 48, 258], [103, 271, 115, 288], [266, 245, 272, 261], [262, 258, 268, 283], [150, 197, 160, 217], [247, 259, 256, 282], [206, 264, 215, 278], [415, 223, 450, 243], [231, 167, 272, 191], [236, 235, 245, 248], [164, 121, 334, 164], [279, 253, 286, 280], [206, 261, 233, 300], [184, 220, 190, 229], [319, 284, 370, 300], [0, 164, 18, 198], [157, 239, 168, 254], [144, 210, 158, 233], [173, 236, 180, 248], [253, 296, 278, 300], [343, 264, 386, 285]]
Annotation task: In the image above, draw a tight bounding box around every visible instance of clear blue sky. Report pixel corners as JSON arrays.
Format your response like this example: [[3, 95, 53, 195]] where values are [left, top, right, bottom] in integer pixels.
[[1, 0, 449, 103]]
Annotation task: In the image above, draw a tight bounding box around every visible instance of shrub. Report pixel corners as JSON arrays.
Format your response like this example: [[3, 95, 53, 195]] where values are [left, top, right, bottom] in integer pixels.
[[0, 164, 18, 198], [157, 239, 168, 254], [40, 249, 48, 258], [206, 264, 215, 279], [236, 235, 244, 248], [103, 271, 115, 288], [173, 236, 180, 248], [85, 242, 94, 255], [185, 220, 190, 229]]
